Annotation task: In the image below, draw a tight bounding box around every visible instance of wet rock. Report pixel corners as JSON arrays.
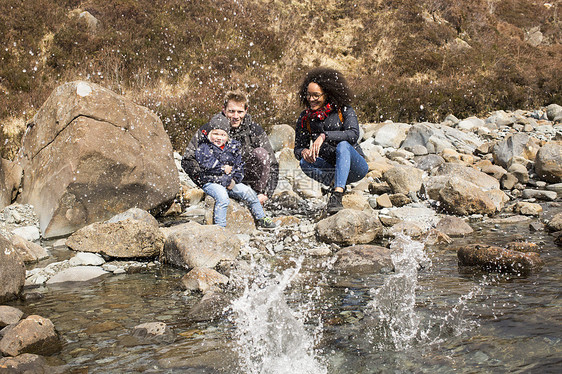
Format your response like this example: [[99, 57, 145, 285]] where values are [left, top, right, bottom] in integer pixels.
[[187, 291, 231, 322], [316, 209, 382, 245], [180, 267, 229, 293], [131, 322, 175, 344], [267, 124, 295, 152], [0, 306, 23, 328], [388, 221, 425, 238], [435, 215, 474, 237], [505, 242, 540, 253], [163, 222, 241, 269], [0, 353, 58, 374], [554, 231, 562, 246], [46, 266, 109, 284], [333, 245, 393, 274], [66, 217, 165, 258], [0, 315, 62, 356], [68, 252, 105, 266], [0, 159, 22, 209], [204, 196, 256, 234], [439, 177, 497, 216], [492, 133, 540, 169], [10, 234, 49, 263], [18, 81, 179, 238], [457, 244, 543, 274], [534, 141, 562, 183], [382, 165, 424, 194], [0, 234, 25, 303], [421, 229, 453, 245], [546, 212, 562, 231]]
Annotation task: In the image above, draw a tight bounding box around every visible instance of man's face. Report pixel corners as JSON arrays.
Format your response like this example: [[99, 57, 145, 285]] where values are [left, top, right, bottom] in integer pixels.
[[224, 100, 247, 128]]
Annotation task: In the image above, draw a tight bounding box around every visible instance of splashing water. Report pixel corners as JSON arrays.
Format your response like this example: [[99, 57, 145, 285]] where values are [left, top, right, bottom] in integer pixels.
[[367, 234, 431, 350], [229, 257, 327, 374], [367, 234, 482, 351]]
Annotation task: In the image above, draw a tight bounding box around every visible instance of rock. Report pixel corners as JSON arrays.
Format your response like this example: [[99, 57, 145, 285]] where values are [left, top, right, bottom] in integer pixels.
[[382, 205, 439, 232], [382, 165, 424, 194], [546, 103, 562, 122], [180, 267, 229, 293], [0, 306, 23, 328], [163, 222, 241, 269], [0, 315, 62, 356], [333, 245, 393, 274], [65, 218, 164, 258], [131, 322, 175, 344], [388, 221, 425, 238], [316, 209, 382, 245], [414, 154, 445, 172], [18, 81, 179, 238], [505, 242, 540, 253], [0, 234, 25, 303], [521, 189, 558, 201], [373, 122, 410, 148], [0, 353, 56, 374], [431, 163, 500, 191], [107, 207, 159, 226], [492, 133, 541, 168], [46, 266, 109, 284], [389, 193, 412, 207], [10, 234, 49, 263], [78, 10, 99, 33], [457, 244, 543, 274], [187, 291, 231, 322], [10, 226, 40, 242], [501, 173, 519, 190], [513, 202, 543, 216], [435, 215, 474, 236], [546, 212, 562, 231], [439, 177, 497, 216], [546, 183, 562, 197], [68, 252, 105, 266], [535, 141, 562, 183], [204, 196, 256, 234], [476, 160, 508, 180], [267, 124, 295, 152], [507, 163, 529, 184], [376, 193, 392, 208], [342, 192, 371, 211], [458, 116, 485, 131], [0, 159, 22, 209]]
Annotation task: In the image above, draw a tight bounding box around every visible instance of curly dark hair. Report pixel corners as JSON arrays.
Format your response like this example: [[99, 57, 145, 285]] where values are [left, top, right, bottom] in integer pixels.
[[298, 67, 353, 109]]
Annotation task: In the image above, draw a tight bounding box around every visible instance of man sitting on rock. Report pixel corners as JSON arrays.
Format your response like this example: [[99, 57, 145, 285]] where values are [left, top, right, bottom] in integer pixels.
[[182, 90, 279, 205]]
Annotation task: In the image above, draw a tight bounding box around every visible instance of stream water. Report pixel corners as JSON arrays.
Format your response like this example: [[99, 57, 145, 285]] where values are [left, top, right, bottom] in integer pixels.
[[7, 207, 561, 373]]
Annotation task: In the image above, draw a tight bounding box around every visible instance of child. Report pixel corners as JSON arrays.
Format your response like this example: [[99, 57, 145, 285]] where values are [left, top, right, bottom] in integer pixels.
[[195, 116, 276, 229]]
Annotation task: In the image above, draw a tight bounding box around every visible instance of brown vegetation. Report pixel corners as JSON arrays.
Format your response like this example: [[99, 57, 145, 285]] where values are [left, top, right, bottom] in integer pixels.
[[1, 0, 561, 157]]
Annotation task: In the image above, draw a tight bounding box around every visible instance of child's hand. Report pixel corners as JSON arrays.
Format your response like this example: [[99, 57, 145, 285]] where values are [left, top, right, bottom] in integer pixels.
[[224, 165, 232, 174]]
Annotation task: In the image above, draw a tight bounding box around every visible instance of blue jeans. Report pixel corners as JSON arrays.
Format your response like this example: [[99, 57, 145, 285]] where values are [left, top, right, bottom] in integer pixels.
[[202, 182, 265, 227], [300, 141, 368, 189]]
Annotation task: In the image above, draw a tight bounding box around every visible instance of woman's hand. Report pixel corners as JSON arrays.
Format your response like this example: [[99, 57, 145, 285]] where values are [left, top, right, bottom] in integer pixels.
[[310, 133, 325, 160], [301, 148, 316, 163]]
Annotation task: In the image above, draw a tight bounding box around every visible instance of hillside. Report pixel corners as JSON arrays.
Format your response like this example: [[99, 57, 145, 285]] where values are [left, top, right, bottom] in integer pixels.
[[1, 0, 561, 156]]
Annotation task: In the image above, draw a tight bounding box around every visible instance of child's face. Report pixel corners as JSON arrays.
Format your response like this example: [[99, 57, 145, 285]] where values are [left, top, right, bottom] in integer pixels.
[[209, 129, 228, 147]]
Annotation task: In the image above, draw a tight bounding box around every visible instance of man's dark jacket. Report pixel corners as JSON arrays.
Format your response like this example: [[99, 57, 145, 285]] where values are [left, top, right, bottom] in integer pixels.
[[182, 113, 279, 196]]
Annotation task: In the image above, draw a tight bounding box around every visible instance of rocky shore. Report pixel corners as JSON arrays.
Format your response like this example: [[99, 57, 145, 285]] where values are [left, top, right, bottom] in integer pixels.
[[0, 82, 561, 372]]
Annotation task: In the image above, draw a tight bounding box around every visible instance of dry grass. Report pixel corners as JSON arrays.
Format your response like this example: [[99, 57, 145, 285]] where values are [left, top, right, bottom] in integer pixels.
[[0, 0, 561, 157]]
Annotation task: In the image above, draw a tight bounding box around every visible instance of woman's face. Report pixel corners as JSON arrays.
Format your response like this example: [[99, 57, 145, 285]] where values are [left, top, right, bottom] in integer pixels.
[[306, 82, 326, 111]]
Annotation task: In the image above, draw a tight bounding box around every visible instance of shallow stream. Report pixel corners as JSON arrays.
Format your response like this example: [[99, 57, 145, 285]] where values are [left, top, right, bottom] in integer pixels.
[[8, 206, 562, 373]]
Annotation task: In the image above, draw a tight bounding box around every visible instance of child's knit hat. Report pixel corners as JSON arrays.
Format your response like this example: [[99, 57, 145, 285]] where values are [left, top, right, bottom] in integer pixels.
[[207, 114, 230, 134]]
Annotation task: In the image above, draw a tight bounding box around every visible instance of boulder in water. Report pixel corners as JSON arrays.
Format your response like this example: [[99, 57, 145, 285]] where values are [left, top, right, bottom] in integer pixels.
[[0, 315, 62, 356], [457, 244, 543, 274], [0, 234, 25, 303], [316, 209, 382, 245]]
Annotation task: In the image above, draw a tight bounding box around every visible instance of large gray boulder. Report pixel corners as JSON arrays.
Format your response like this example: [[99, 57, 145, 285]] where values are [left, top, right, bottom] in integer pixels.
[[382, 165, 424, 194], [535, 141, 562, 183], [546, 103, 562, 122], [0, 234, 25, 303], [18, 81, 180, 238], [492, 133, 541, 168]]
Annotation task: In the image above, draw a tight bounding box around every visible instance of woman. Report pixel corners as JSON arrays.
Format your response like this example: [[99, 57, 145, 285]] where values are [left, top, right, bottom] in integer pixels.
[[294, 67, 368, 214]]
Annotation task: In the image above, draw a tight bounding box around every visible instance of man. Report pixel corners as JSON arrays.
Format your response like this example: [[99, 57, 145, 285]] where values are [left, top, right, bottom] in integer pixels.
[[182, 90, 279, 204]]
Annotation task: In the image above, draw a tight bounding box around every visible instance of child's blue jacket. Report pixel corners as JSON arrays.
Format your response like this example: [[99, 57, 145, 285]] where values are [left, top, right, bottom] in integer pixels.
[[195, 137, 245, 187]]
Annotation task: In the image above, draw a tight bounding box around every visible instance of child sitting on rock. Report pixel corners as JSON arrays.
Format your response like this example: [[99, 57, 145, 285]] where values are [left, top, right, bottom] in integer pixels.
[[195, 116, 276, 229]]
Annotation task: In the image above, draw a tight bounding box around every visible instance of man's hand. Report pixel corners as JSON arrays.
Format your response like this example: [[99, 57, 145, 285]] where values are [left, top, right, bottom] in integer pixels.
[[257, 193, 268, 205], [227, 180, 236, 190], [224, 165, 232, 174]]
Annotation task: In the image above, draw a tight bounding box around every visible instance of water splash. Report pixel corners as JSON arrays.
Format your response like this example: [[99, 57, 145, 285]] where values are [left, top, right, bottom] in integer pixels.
[[229, 257, 327, 374], [367, 234, 431, 350]]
